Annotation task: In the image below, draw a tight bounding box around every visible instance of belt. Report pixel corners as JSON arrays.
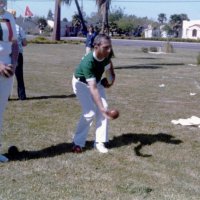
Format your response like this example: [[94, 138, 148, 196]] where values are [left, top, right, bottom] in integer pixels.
[[75, 76, 87, 84]]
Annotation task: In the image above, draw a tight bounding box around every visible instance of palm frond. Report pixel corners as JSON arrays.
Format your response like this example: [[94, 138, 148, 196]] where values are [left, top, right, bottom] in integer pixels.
[[61, 0, 72, 5]]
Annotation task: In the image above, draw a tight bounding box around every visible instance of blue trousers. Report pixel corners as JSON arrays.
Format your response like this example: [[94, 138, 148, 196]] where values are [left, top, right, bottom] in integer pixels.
[[15, 53, 26, 100]]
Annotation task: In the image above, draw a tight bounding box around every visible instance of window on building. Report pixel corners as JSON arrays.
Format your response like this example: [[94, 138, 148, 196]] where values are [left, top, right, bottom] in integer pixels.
[[192, 29, 197, 37]]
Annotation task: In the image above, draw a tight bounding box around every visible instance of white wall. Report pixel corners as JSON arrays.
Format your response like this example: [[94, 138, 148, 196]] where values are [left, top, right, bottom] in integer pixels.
[[182, 20, 200, 39]]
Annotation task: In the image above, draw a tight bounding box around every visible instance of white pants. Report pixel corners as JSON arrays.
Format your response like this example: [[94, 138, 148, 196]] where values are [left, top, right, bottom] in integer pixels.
[[0, 76, 13, 145], [72, 75, 109, 147]]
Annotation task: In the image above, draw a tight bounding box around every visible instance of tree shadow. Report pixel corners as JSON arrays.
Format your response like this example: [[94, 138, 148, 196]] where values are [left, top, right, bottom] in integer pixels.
[[4, 132, 182, 161], [134, 57, 158, 60], [9, 94, 76, 101], [120, 57, 159, 60], [115, 65, 162, 70], [114, 63, 184, 70]]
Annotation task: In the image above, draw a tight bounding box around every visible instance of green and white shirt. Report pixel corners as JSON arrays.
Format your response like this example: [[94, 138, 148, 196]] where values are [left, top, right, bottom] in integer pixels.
[[75, 51, 111, 83]]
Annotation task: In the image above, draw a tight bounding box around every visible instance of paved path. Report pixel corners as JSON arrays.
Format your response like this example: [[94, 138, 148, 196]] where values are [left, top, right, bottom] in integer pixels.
[[27, 35, 200, 51]]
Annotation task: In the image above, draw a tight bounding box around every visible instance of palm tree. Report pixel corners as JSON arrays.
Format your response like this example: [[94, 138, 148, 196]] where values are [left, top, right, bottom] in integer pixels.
[[74, 0, 87, 34], [96, 0, 111, 34], [158, 13, 167, 25], [169, 14, 189, 37], [52, 0, 72, 41]]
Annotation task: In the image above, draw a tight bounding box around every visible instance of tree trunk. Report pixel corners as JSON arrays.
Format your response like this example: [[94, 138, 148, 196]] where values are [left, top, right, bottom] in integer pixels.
[[100, 1, 109, 34], [74, 0, 87, 34], [52, 0, 61, 41]]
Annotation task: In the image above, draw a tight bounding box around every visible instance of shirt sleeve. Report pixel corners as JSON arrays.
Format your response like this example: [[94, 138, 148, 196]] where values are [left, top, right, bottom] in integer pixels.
[[7, 12, 17, 41], [19, 26, 26, 39]]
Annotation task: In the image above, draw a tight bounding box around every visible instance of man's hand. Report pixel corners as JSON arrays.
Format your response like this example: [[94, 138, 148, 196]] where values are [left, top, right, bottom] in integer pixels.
[[99, 109, 112, 120], [0, 64, 15, 78], [88, 80, 112, 119], [101, 76, 115, 88]]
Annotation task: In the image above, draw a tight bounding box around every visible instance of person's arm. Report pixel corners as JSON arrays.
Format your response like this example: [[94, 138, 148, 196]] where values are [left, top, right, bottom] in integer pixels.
[[22, 38, 27, 47], [9, 12, 19, 69], [109, 60, 116, 84], [88, 80, 111, 119], [102, 60, 116, 88], [20, 27, 27, 47]]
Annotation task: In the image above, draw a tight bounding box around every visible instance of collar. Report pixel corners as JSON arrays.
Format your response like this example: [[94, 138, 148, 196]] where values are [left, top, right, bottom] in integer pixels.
[[93, 51, 104, 62]]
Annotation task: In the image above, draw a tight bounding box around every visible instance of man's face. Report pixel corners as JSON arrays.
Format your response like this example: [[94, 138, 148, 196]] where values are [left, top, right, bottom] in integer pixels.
[[0, 0, 6, 10], [96, 39, 112, 59]]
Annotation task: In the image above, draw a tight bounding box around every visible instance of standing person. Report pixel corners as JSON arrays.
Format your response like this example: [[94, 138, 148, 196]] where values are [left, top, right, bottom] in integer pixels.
[[85, 25, 98, 55], [0, 0, 18, 162], [8, 9, 27, 100], [72, 34, 115, 154]]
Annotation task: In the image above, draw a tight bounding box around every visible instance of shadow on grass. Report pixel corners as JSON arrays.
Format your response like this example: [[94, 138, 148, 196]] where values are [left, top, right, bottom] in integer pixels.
[[114, 63, 184, 70], [5, 143, 74, 161], [9, 94, 76, 101], [120, 57, 159, 60], [5, 133, 182, 161], [115, 65, 162, 69], [108, 132, 183, 157]]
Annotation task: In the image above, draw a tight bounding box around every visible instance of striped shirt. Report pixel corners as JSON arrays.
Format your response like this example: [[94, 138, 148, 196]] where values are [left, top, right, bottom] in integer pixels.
[[15, 24, 26, 53], [0, 11, 17, 64]]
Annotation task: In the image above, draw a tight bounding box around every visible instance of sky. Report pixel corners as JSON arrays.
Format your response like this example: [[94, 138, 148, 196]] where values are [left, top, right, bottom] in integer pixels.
[[7, 0, 200, 21]]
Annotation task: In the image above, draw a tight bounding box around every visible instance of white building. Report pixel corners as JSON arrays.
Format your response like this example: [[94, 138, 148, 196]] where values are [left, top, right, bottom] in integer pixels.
[[182, 20, 200, 40], [47, 20, 68, 36], [144, 25, 163, 38]]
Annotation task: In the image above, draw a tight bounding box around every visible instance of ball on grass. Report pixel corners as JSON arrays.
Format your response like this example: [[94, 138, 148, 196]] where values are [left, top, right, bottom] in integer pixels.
[[107, 109, 119, 119]]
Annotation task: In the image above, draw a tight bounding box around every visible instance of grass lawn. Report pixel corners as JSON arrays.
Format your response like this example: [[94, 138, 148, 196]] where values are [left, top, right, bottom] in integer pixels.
[[0, 42, 200, 200]]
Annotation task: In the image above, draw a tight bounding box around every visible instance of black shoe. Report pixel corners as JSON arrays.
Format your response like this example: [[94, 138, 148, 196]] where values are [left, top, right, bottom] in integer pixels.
[[19, 97, 26, 100], [72, 144, 83, 153]]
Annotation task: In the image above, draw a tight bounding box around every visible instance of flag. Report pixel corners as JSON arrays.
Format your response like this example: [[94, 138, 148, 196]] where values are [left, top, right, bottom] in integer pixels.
[[25, 6, 33, 17]]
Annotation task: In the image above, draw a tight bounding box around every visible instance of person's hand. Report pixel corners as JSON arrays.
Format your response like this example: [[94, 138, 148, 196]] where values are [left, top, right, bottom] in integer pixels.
[[0, 64, 14, 78], [101, 109, 112, 120], [101, 75, 115, 88]]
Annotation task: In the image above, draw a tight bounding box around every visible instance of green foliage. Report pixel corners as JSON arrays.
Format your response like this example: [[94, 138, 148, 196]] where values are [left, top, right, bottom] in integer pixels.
[[109, 7, 124, 22], [169, 13, 189, 25], [141, 47, 148, 53], [38, 17, 48, 28], [161, 24, 173, 34], [117, 16, 135, 33], [169, 14, 190, 37], [72, 14, 82, 28], [28, 36, 83, 44], [86, 10, 155, 36], [109, 7, 124, 34], [157, 13, 167, 24], [29, 37, 56, 44], [47, 9, 54, 20], [163, 41, 174, 53], [149, 46, 158, 52]]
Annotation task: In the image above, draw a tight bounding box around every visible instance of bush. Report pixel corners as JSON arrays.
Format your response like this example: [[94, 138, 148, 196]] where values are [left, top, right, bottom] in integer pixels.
[[149, 46, 158, 52], [29, 36, 52, 44], [163, 42, 174, 53], [28, 36, 84, 45], [141, 47, 148, 53]]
